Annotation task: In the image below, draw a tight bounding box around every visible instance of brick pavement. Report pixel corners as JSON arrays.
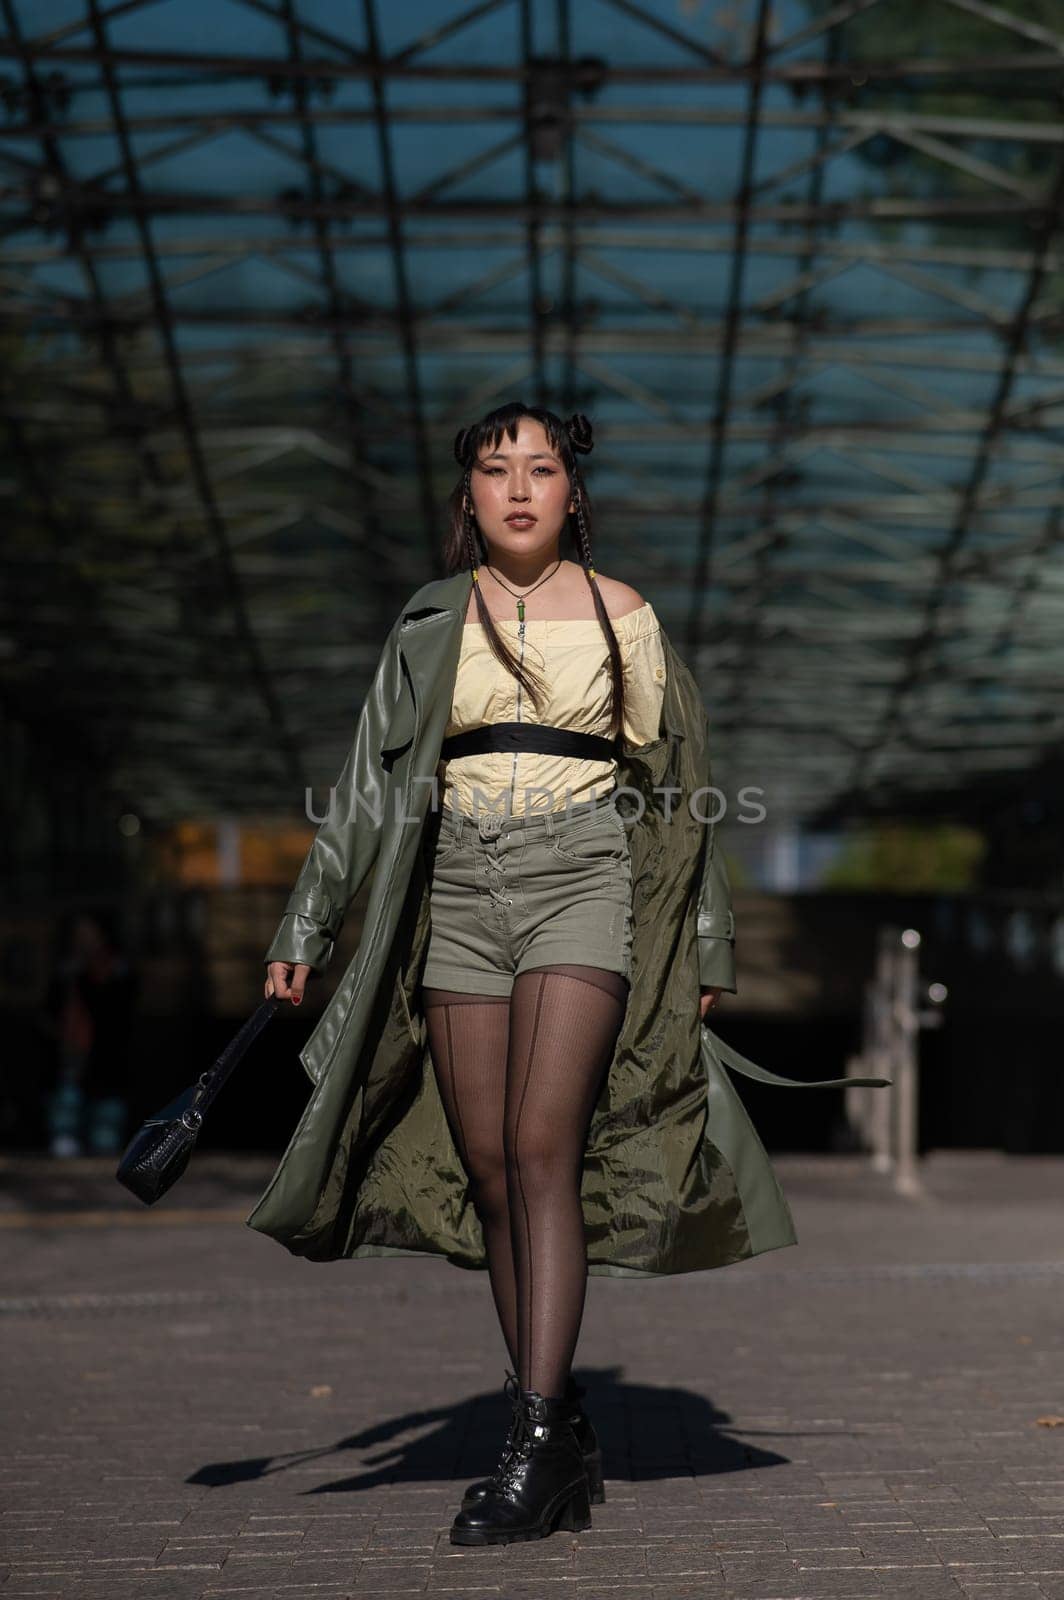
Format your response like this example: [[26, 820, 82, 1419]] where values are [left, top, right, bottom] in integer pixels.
[[2, 1150, 1063, 1600]]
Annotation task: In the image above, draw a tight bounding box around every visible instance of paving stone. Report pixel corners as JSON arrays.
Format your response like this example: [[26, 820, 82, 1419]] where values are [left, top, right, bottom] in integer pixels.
[[4, 1152, 1064, 1599], [951, 1584, 1050, 1598]]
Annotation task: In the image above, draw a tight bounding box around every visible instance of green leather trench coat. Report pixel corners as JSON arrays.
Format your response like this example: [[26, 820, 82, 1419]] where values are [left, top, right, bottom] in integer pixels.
[[247, 569, 889, 1275]]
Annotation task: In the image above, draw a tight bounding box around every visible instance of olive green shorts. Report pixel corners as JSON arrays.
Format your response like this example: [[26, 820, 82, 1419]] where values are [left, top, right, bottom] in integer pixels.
[[420, 792, 633, 998]]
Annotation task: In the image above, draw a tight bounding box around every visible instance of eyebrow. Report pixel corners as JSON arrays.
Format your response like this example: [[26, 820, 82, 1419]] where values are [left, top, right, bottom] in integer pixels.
[[481, 451, 558, 462]]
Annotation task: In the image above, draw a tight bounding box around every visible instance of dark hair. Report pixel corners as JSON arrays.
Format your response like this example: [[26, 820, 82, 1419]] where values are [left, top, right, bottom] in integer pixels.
[[445, 401, 626, 742]]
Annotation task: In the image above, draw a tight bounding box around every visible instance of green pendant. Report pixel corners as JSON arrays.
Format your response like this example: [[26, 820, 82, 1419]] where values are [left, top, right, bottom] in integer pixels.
[[517, 598, 525, 622]]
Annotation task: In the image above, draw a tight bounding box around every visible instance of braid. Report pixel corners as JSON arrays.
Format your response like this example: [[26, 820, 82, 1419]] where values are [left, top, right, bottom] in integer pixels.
[[565, 413, 597, 580], [570, 468, 626, 743], [461, 466, 480, 582], [571, 473, 596, 580]]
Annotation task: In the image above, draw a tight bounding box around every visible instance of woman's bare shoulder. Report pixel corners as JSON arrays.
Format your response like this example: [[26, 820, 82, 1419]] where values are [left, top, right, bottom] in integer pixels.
[[592, 572, 648, 620]]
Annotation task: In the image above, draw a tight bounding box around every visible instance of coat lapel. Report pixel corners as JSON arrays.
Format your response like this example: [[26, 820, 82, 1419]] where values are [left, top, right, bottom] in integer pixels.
[[379, 573, 467, 764]]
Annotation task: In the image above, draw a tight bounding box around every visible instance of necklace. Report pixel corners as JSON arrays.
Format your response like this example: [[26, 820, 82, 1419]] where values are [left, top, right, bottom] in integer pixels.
[[485, 558, 562, 623], [481, 559, 562, 802]]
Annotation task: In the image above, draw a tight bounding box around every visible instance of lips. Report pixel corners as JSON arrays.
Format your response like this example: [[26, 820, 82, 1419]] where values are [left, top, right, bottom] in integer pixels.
[[505, 514, 537, 524]]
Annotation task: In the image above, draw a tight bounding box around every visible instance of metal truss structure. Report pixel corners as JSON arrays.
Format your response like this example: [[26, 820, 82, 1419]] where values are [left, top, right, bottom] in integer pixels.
[[1, 0, 1062, 833]]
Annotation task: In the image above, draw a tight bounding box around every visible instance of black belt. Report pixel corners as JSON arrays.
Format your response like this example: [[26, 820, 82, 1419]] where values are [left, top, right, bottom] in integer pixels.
[[439, 721, 623, 763]]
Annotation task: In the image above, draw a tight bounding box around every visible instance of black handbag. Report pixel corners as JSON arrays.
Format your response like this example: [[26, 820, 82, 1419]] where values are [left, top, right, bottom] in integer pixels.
[[115, 996, 281, 1205]]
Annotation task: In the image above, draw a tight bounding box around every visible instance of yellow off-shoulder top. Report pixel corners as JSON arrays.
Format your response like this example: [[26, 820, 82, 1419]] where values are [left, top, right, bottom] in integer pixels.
[[437, 601, 667, 817]]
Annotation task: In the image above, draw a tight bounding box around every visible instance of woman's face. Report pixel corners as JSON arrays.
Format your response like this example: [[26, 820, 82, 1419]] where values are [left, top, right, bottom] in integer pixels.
[[468, 416, 574, 557]]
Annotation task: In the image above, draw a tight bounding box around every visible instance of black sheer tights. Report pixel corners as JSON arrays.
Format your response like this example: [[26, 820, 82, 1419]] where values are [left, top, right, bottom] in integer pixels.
[[423, 964, 629, 1400]]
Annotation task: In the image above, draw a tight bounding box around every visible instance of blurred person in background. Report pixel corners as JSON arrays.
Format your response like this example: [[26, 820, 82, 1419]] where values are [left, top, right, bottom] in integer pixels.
[[41, 908, 138, 1158]]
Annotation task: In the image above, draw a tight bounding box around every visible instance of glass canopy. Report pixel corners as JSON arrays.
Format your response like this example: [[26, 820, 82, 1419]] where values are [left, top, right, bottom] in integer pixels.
[[2, 0, 1061, 826]]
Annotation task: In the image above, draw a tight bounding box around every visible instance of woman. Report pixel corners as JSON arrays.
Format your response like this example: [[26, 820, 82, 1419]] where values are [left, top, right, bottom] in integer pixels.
[[259, 402, 887, 1546]]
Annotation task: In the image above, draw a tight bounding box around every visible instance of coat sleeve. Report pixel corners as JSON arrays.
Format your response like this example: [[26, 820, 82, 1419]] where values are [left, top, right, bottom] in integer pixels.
[[264, 617, 404, 975]]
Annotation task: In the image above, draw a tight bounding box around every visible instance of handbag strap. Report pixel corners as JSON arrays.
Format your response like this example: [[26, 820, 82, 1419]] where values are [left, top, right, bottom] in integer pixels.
[[192, 996, 282, 1115]]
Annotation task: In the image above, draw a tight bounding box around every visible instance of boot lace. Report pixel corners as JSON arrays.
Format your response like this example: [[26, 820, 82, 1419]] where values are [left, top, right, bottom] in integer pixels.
[[487, 1370, 523, 1488], [496, 1399, 545, 1490], [497, 1412, 535, 1490]]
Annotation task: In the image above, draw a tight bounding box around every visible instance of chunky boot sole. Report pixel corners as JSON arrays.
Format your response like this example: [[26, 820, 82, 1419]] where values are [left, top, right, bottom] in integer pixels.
[[450, 1473, 592, 1545]]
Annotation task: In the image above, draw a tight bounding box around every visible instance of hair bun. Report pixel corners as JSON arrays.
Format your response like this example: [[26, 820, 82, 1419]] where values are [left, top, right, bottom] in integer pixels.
[[453, 426, 475, 466], [565, 412, 593, 456]]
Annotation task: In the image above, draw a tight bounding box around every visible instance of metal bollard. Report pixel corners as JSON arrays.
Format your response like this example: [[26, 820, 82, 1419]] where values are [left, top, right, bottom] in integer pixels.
[[846, 924, 946, 1195]]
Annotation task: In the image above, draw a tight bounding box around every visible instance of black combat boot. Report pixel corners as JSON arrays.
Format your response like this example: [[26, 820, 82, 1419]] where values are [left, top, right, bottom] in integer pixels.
[[461, 1371, 605, 1508], [450, 1387, 592, 1545]]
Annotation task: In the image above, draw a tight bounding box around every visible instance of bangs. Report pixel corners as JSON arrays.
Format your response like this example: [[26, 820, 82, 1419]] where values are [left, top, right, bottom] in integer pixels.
[[472, 405, 570, 465]]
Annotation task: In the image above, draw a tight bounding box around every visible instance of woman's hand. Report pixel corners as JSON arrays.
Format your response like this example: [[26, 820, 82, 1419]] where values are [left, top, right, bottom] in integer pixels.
[[266, 961, 312, 1006], [699, 986, 723, 1022]]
